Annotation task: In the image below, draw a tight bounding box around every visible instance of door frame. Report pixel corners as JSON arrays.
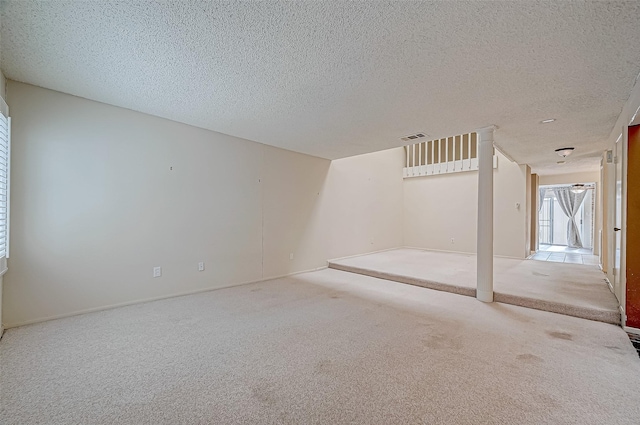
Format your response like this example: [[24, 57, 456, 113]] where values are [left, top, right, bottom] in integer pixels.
[[602, 71, 640, 331], [613, 133, 625, 322]]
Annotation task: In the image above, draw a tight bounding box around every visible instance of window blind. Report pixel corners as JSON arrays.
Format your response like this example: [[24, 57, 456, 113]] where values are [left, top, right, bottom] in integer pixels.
[[0, 96, 10, 272]]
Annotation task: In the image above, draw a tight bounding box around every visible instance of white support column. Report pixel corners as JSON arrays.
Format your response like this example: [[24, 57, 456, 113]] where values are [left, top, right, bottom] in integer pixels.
[[476, 125, 497, 302], [412, 144, 416, 167], [406, 146, 409, 168]]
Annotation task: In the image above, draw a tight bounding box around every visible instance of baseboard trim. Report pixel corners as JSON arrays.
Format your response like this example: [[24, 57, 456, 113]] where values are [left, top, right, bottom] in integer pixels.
[[4, 265, 329, 329], [262, 266, 328, 282], [328, 246, 404, 263], [402, 245, 475, 257], [605, 277, 614, 293], [401, 246, 526, 260]]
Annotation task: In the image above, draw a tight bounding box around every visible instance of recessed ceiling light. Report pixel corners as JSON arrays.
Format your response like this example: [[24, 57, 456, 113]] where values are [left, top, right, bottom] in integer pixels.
[[541, 118, 556, 124], [555, 147, 574, 157]]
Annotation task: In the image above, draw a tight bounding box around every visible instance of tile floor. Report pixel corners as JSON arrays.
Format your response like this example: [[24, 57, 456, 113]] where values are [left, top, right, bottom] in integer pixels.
[[529, 244, 600, 265]]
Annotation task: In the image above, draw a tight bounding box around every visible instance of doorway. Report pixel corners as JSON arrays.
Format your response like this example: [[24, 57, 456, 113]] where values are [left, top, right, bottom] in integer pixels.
[[532, 183, 598, 264]]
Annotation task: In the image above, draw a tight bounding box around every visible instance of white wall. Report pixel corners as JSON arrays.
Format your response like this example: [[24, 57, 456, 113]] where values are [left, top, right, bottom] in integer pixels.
[[2, 81, 403, 327], [403, 151, 530, 259], [262, 147, 403, 277], [539, 171, 600, 186], [603, 75, 640, 327]]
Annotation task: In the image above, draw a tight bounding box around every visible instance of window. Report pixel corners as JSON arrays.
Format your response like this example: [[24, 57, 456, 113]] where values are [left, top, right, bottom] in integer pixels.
[[0, 96, 10, 273]]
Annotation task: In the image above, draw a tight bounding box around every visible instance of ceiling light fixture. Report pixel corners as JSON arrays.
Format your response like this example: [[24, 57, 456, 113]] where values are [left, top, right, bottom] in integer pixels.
[[541, 118, 556, 124], [570, 184, 586, 194], [555, 147, 574, 158]]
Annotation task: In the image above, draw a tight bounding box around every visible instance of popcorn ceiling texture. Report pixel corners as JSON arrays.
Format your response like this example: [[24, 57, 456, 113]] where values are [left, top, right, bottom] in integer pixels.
[[2, 1, 640, 173]]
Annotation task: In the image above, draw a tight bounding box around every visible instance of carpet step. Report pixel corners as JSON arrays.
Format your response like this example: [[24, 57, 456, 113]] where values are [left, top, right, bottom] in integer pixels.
[[328, 261, 620, 325]]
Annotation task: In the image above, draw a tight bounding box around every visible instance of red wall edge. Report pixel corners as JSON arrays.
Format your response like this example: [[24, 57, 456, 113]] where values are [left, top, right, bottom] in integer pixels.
[[627, 124, 640, 327]]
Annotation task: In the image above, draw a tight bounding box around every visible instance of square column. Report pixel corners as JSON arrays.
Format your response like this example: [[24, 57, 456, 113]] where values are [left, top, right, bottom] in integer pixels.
[[476, 126, 496, 302]]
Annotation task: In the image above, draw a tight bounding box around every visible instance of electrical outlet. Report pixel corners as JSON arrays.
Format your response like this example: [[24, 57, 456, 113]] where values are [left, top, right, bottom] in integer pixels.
[[289, 253, 294, 260], [198, 261, 205, 271], [153, 266, 162, 278], [451, 238, 455, 244]]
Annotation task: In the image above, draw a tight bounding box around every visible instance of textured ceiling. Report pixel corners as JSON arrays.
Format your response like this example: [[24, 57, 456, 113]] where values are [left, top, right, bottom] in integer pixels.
[[2, 1, 640, 174]]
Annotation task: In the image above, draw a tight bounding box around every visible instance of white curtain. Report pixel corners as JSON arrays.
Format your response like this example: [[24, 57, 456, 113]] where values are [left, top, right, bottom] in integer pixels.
[[538, 188, 547, 212], [552, 187, 587, 248]]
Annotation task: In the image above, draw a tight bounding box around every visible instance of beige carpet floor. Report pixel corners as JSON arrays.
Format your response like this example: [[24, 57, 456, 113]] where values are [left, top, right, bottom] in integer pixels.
[[329, 248, 620, 324], [1, 268, 639, 424]]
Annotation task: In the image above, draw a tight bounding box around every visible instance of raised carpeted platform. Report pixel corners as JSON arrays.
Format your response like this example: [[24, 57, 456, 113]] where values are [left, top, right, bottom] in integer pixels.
[[329, 248, 620, 325]]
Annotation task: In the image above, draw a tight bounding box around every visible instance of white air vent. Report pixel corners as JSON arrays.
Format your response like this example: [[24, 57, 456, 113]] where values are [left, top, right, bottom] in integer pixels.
[[400, 133, 427, 142]]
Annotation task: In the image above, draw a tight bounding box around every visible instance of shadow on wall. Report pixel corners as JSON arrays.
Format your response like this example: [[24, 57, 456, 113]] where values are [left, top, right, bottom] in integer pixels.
[[263, 146, 405, 278]]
